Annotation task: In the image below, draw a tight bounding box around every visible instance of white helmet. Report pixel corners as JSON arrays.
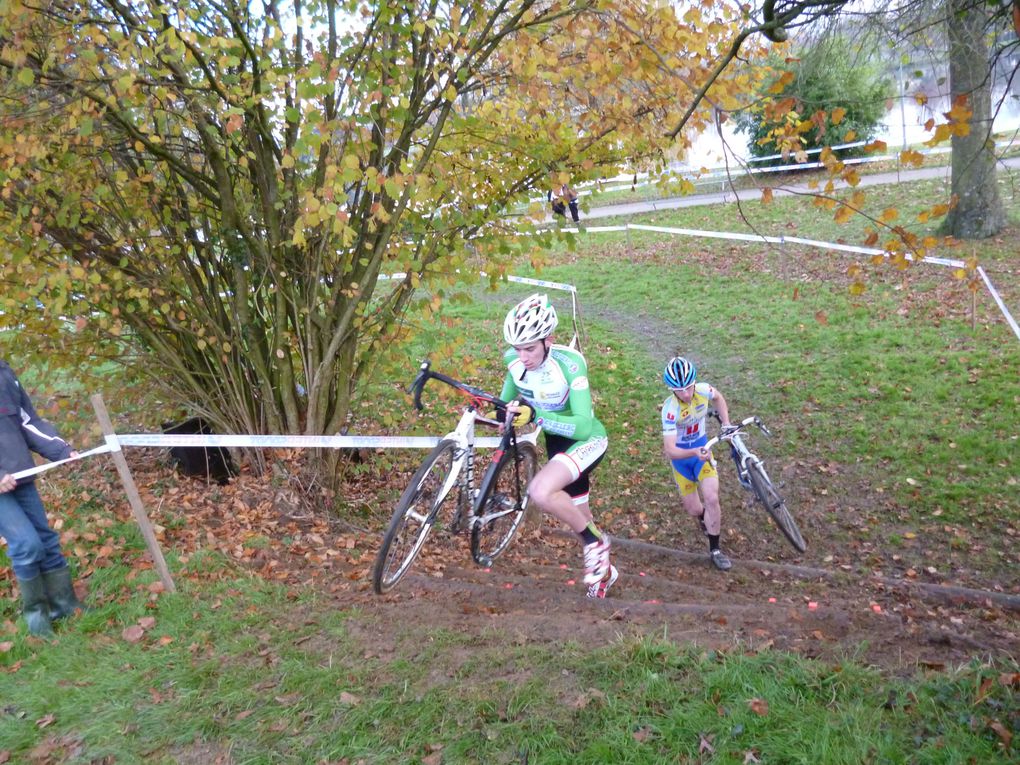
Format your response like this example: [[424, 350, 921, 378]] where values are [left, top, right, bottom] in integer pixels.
[[503, 294, 558, 345]]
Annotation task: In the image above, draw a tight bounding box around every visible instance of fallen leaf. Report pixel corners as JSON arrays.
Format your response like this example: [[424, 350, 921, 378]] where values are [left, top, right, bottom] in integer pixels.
[[235, 709, 254, 720], [988, 719, 1012, 748], [122, 625, 145, 643], [138, 616, 156, 630], [744, 751, 761, 764], [571, 688, 606, 709], [699, 733, 715, 753], [0, 642, 12, 653], [632, 725, 656, 743], [339, 691, 361, 706], [975, 677, 995, 704], [748, 698, 769, 716], [36, 713, 56, 729]]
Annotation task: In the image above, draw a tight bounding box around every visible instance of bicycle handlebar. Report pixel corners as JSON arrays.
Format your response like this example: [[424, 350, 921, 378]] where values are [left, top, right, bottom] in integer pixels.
[[410, 360, 508, 413], [702, 415, 770, 450]]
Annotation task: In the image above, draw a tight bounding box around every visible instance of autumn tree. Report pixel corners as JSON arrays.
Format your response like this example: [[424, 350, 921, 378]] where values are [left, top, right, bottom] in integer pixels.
[[734, 34, 893, 164], [0, 0, 847, 474], [938, 0, 1007, 238]]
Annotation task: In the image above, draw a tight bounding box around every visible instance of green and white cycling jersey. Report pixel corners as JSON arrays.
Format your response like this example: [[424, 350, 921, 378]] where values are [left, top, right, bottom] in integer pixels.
[[500, 344, 607, 442]]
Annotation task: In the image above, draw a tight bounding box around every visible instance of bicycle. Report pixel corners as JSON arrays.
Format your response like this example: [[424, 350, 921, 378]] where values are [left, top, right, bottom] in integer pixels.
[[704, 414, 806, 553], [372, 361, 541, 594]]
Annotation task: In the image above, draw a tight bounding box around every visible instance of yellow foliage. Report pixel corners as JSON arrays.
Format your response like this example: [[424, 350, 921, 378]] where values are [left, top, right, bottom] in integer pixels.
[[899, 149, 924, 167], [833, 205, 854, 224]]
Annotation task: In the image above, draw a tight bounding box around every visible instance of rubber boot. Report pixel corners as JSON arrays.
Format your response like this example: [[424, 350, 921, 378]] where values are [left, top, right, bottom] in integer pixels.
[[17, 575, 55, 639], [41, 566, 89, 620]]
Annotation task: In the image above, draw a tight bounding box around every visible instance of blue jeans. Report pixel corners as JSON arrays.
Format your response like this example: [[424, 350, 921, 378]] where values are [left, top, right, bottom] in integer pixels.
[[0, 481, 66, 579]]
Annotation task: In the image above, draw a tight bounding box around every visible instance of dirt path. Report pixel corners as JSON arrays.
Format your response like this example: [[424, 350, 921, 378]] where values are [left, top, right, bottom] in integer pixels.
[[338, 528, 1018, 672], [329, 277, 1017, 672]]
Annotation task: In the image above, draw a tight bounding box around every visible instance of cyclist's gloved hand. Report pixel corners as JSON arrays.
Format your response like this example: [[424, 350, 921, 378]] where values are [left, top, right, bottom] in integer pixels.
[[510, 404, 534, 428], [721, 423, 739, 435]]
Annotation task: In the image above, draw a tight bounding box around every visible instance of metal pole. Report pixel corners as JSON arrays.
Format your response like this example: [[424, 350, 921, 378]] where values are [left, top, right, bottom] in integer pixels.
[[899, 60, 908, 152]]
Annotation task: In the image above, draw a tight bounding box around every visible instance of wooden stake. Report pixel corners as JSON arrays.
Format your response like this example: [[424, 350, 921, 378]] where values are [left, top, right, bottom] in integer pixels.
[[972, 287, 977, 332], [90, 394, 177, 592]]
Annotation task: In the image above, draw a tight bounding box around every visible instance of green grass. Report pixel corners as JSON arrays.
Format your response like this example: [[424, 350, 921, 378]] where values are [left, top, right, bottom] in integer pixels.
[[387, 250, 1018, 530], [2, 173, 1018, 763], [2, 567, 1015, 763], [583, 171, 1020, 266]]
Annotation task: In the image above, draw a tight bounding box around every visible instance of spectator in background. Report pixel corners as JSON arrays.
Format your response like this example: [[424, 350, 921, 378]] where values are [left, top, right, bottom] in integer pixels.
[[0, 359, 89, 638], [548, 181, 580, 223]]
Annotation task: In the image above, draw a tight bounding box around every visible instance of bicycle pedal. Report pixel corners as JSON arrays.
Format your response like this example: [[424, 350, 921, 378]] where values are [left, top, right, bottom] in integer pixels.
[[475, 554, 493, 568]]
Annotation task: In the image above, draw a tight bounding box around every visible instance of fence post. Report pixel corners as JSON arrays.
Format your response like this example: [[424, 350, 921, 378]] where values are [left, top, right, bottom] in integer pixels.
[[90, 394, 177, 593]]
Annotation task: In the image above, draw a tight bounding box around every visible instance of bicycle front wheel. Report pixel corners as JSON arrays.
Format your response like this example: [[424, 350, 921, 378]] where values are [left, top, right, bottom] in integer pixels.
[[470, 442, 538, 566], [372, 439, 460, 594], [746, 462, 806, 553]]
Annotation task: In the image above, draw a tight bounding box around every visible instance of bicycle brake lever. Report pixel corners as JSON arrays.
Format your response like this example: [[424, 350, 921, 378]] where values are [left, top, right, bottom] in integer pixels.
[[755, 417, 773, 437]]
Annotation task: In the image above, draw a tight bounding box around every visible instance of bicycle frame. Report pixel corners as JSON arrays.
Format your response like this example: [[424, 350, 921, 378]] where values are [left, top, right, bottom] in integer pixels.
[[706, 414, 806, 552], [413, 362, 539, 529], [704, 415, 772, 486]]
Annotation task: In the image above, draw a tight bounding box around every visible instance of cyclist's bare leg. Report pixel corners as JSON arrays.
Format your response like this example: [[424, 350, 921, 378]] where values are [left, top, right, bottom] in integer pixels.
[[697, 476, 722, 535], [574, 497, 593, 525], [528, 461, 591, 533], [680, 491, 706, 525]]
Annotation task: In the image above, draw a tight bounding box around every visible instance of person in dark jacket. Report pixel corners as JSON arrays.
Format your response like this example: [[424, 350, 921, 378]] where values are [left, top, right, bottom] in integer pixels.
[[0, 359, 88, 638]]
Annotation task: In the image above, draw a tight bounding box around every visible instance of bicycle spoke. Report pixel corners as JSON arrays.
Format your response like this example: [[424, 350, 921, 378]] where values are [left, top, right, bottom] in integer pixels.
[[747, 462, 806, 553], [372, 440, 460, 594], [471, 442, 538, 565]]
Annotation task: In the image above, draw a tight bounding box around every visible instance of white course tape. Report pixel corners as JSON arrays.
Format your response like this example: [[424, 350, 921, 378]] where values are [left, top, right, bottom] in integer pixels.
[[114, 433, 504, 449], [504, 274, 576, 293], [11, 444, 115, 481], [782, 236, 967, 267], [977, 266, 1020, 341], [5, 432, 511, 481], [629, 224, 784, 244]]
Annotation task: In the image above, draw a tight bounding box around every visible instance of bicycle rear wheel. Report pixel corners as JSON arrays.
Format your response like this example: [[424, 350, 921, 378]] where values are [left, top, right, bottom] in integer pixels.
[[746, 462, 806, 552], [372, 439, 460, 594], [470, 442, 538, 566]]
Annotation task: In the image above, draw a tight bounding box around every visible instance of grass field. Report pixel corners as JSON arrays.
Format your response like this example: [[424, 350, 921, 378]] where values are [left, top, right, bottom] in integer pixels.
[[1, 174, 1017, 763]]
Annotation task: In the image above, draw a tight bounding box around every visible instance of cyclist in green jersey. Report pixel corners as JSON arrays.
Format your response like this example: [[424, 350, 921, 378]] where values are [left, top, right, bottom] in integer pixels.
[[499, 294, 617, 599]]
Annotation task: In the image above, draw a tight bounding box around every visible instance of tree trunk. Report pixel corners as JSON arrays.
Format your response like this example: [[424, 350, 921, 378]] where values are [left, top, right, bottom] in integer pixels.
[[939, 0, 1006, 239]]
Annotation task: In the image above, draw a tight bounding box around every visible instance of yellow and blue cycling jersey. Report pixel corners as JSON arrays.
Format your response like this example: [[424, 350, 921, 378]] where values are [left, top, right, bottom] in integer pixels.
[[661, 383, 718, 495], [661, 382, 716, 448]]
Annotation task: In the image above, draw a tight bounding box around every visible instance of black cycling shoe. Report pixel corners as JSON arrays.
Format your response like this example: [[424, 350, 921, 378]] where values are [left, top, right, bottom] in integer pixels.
[[710, 549, 732, 571]]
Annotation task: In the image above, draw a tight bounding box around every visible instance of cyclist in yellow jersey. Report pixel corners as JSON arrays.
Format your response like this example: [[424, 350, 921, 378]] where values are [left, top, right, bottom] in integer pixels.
[[660, 356, 734, 571], [500, 294, 617, 599]]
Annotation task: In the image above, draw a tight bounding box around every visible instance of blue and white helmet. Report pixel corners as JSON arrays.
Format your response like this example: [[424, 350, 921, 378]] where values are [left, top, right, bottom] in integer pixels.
[[503, 294, 558, 345], [663, 356, 696, 389]]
